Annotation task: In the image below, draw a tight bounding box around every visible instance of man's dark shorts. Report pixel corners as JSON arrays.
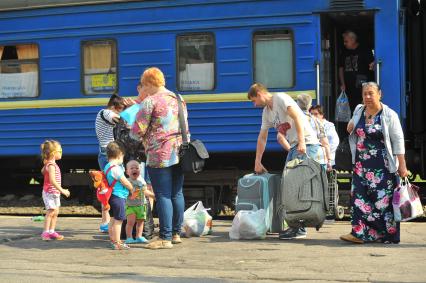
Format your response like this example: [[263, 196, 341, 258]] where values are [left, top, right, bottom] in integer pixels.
[[109, 194, 126, 221]]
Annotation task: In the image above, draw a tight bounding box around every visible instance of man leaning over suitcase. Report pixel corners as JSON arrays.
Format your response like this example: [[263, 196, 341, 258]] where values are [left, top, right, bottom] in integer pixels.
[[247, 83, 325, 240]]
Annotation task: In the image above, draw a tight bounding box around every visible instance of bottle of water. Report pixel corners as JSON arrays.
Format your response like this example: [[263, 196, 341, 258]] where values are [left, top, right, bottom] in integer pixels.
[[31, 216, 45, 222]]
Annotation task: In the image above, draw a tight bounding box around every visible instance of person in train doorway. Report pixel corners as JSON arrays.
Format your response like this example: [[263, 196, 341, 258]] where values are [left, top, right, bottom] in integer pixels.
[[248, 83, 324, 240], [338, 30, 375, 136], [339, 30, 375, 112]]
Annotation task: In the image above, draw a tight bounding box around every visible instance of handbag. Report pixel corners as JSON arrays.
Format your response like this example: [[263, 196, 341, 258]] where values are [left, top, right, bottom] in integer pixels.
[[176, 94, 209, 173], [392, 177, 424, 222], [334, 137, 352, 171]]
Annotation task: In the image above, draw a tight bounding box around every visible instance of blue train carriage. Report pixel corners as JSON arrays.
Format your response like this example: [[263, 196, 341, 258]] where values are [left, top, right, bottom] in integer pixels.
[[0, 0, 425, 197]]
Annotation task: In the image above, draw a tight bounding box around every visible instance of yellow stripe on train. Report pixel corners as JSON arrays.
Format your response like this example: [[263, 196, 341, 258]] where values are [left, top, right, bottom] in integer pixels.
[[0, 90, 316, 110]]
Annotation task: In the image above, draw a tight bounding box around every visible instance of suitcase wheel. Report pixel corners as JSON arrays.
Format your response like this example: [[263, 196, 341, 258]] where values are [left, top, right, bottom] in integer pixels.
[[336, 206, 345, 220]]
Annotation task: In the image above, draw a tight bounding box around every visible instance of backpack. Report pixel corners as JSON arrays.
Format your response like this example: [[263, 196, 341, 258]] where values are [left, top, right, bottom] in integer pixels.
[[89, 165, 117, 211], [113, 118, 146, 163]]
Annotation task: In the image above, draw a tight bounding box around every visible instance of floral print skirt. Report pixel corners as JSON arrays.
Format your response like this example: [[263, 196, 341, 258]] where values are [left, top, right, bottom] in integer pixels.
[[350, 111, 400, 243], [351, 171, 400, 243]]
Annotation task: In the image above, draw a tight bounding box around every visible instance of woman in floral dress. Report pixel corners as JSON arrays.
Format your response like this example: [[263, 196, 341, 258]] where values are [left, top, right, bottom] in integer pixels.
[[340, 82, 409, 244]]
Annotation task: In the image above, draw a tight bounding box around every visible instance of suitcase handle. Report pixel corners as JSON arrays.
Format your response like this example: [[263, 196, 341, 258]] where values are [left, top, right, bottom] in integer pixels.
[[235, 202, 258, 212], [244, 172, 271, 178]]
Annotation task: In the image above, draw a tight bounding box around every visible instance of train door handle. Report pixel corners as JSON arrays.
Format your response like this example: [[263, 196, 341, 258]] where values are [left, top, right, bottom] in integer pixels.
[[376, 60, 382, 85], [316, 61, 320, 105]]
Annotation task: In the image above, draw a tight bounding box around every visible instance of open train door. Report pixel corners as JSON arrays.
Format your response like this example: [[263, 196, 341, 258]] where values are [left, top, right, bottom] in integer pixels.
[[317, 7, 375, 137], [404, 0, 426, 178], [316, 0, 425, 178], [374, 0, 426, 178]]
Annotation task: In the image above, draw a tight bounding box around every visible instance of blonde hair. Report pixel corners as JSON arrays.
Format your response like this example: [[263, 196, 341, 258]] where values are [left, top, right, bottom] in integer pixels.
[[141, 67, 165, 88], [247, 83, 268, 99], [40, 140, 61, 162]]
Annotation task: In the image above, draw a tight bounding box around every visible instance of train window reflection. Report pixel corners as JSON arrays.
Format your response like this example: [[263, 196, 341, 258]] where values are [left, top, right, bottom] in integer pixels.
[[0, 44, 39, 98], [254, 30, 294, 88], [82, 40, 117, 95], [177, 33, 215, 91]]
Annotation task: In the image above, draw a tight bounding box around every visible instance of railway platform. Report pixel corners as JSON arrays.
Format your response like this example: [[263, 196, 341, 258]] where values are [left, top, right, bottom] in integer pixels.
[[0, 216, 425, 283]]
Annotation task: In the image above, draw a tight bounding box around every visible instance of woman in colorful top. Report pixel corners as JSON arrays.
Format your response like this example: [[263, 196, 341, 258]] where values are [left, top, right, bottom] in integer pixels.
[[40, 140, 70, 241], [340, 82, 409, 244], [132, 67, 189, 249]]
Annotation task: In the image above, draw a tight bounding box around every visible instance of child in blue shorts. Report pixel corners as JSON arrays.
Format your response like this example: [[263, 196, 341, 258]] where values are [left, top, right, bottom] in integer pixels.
[[124, 160, 155, 244], [104, 141, 133, 250]]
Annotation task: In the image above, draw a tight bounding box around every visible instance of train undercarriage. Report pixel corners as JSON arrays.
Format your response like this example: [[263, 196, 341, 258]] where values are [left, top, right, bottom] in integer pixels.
[[1, 149, 423, 218]]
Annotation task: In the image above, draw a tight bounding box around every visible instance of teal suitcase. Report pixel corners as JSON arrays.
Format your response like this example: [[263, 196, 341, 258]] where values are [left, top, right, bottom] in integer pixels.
[[236, 173, 282, 233]]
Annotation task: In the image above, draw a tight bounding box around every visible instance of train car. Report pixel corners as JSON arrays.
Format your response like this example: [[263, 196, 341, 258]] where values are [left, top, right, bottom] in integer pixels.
[[0, 0, 425, 205]]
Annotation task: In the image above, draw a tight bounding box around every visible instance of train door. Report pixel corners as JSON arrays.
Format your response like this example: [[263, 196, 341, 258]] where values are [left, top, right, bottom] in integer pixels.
[[405, 0, 426, 177], [318, 11, 375, 134]]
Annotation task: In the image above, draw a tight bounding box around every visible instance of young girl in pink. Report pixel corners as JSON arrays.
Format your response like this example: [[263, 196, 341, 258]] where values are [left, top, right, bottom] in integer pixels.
[[40, 140, 70, 241]]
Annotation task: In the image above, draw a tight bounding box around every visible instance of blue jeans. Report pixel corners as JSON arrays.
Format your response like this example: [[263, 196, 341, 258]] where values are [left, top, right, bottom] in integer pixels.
[[98, 147, 108, 171], [286, 144, 326, 167], [147, 164, 185, 241]]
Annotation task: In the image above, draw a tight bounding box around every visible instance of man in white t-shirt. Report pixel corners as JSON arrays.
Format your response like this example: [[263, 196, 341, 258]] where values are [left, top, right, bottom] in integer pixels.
[[247, 83, 323, 240]]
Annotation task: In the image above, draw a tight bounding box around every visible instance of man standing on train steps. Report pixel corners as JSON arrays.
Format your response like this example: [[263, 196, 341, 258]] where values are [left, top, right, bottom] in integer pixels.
[[247, 83, 324, 240], [339, 30, 375, 112]]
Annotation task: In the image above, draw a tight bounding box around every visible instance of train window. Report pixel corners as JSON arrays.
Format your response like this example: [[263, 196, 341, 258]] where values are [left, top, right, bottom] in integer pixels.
[[82, 40, 117, 95], [177, 33, 215, 91], [253, 30, 294, 88], [0, 44, 39, 98]]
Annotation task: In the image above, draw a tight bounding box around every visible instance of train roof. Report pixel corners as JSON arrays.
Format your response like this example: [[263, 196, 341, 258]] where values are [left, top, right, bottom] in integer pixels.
[[0, 0, 149, 12]]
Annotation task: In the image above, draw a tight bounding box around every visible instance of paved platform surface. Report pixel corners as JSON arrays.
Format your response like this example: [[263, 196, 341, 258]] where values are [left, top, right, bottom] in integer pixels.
[[0, 216, 425, 283]]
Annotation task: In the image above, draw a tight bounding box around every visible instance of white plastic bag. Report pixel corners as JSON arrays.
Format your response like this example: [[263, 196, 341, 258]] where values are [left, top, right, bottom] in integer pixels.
[[182, 201, 212, 237], [229, 209, 267, 240], [392, 178, 424, 222], [335, 91, 351, 122]]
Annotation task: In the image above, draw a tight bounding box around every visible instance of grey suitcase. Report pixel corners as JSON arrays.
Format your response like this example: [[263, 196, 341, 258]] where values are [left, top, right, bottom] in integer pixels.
[[280, 157, 329, 230], [236, 173, 281, 233]]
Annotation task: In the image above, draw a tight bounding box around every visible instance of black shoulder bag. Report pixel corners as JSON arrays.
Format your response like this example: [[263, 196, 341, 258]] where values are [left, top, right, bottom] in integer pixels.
[[335, 137, 352, 171], [100, 110, 115, 126], [176, 94, 209, 173]]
